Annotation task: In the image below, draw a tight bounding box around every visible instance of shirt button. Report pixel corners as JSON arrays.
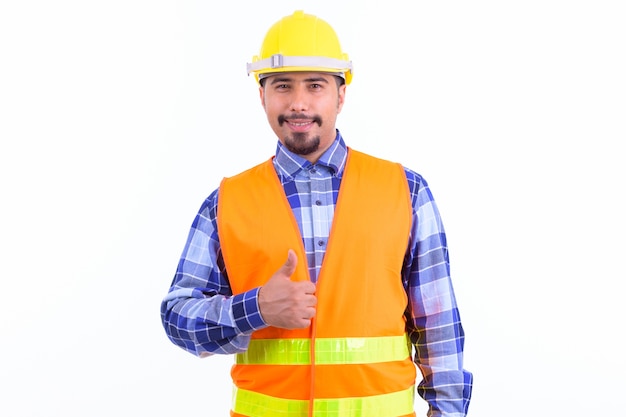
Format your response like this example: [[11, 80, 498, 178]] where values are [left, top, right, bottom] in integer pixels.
[[315, 200, 322, 206], [317, 240, 325, 247]]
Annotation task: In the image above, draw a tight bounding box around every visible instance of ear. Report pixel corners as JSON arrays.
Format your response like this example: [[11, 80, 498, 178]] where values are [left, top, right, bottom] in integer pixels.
[[259, 85, 266, 108], [337, 84, 346, 113]]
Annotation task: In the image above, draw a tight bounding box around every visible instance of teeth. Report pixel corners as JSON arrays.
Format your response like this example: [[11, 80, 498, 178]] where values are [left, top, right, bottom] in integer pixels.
[[290, 121, 311, 126]]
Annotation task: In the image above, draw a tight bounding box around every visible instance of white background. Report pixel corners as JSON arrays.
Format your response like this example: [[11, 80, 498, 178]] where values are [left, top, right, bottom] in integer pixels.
[[1, 1, 625, 415]]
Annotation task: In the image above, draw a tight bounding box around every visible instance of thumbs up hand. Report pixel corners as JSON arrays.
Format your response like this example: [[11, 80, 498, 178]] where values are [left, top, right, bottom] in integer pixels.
[[258, 250, 317, 329]]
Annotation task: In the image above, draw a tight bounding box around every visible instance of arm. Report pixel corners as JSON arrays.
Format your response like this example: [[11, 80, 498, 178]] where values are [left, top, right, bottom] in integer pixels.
[[160, 189, 267, 357], [403, 169, 473, 416]]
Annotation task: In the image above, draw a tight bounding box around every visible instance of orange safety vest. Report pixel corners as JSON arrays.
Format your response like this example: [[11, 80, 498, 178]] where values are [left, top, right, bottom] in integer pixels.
[[218, 149, 416, 417]]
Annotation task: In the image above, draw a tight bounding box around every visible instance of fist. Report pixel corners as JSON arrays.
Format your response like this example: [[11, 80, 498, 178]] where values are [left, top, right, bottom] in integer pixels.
[[258, 250, 317, 329]]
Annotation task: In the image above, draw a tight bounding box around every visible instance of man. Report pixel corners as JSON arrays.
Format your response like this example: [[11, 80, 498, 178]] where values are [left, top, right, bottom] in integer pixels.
[[161, 10, 472, 417]]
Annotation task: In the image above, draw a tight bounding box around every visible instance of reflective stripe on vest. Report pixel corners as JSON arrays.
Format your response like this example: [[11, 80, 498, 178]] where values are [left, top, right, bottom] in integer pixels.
[[236, 335, 411, 365], [232, 386, 415, 417]]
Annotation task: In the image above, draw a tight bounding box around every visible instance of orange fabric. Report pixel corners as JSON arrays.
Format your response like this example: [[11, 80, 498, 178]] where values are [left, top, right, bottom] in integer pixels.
[[218, 157, 311, 341], [230, 364, 310, 399], [230, 360, 416, 399], [218, 149, 415, 414], [312, 360, 417, 398]]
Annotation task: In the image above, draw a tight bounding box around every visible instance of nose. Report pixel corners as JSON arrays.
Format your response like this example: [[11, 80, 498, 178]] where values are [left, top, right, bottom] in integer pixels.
[[289, 85, 308, 112]]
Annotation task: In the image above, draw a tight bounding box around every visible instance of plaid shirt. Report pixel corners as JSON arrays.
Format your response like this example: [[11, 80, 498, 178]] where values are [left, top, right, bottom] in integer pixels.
[[161, 131, 472, 415]]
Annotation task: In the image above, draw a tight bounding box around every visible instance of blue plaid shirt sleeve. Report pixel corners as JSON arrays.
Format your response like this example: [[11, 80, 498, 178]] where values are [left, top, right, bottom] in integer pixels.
[[160, 189, 267, 356], [403, 168, 473, 416]]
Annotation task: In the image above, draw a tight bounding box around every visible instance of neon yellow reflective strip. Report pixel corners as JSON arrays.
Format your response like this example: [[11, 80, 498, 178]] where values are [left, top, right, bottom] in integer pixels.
[[314, 335, 410, 365], [236, 335, 410, 365], [236, 338, 311, 365], [232, 386, 415, 417], [232, 387, 307, 417]]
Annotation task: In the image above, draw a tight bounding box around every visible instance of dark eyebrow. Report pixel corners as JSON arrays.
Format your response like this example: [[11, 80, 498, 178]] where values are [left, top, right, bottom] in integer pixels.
[[269, 77, 294, 85], [269, 76, 330, 85], [303, 77, 329, 84]]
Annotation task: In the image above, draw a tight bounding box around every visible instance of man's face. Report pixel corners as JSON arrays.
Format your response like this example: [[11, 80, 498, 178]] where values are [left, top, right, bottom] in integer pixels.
[[260, 72, 346, 163]]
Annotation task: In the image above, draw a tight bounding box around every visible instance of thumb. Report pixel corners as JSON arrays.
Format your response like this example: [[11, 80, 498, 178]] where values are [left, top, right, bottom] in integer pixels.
[[281, 249, 298, 277]]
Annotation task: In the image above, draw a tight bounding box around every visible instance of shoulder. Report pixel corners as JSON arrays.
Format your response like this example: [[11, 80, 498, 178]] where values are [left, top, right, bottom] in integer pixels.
[[349, 149, 424, 180], [347, 148, 407, 176], [195, 188, 220, 222], [348, 148, 430, 195], [222, 158, 274, 183], [402, 166, 427, 194], [192, 159, 273, 226]]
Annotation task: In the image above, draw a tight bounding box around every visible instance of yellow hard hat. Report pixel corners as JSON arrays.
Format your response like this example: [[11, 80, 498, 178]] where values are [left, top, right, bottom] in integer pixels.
[[247, 10, 353, 85]]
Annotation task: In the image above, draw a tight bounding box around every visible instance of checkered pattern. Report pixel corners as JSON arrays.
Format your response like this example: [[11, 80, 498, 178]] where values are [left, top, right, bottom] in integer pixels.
[[161, 131, 472, 414]]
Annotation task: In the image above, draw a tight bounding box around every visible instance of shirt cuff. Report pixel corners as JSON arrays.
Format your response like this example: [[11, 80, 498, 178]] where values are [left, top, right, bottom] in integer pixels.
[[231, 287, 267, 334]]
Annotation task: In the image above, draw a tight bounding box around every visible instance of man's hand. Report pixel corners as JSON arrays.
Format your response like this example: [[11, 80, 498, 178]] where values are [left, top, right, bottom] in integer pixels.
[[258, 250, 317, 329]]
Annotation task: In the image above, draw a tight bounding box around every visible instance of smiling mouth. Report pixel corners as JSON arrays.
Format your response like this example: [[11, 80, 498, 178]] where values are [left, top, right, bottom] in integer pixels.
[[278, 114, 322, 127]]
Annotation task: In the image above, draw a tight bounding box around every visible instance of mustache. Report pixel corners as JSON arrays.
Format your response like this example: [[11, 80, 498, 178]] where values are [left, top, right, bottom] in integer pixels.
[[278, 113, 322, 126]]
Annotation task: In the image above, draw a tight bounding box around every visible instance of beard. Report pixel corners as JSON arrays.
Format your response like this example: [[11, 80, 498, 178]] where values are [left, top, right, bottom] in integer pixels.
[[283, 132, 321, 156], [278, 113, 323, 156]]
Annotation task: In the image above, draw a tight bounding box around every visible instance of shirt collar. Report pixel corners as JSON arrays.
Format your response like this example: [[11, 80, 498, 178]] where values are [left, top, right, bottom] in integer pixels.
[[273, 129, 348, 179]]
